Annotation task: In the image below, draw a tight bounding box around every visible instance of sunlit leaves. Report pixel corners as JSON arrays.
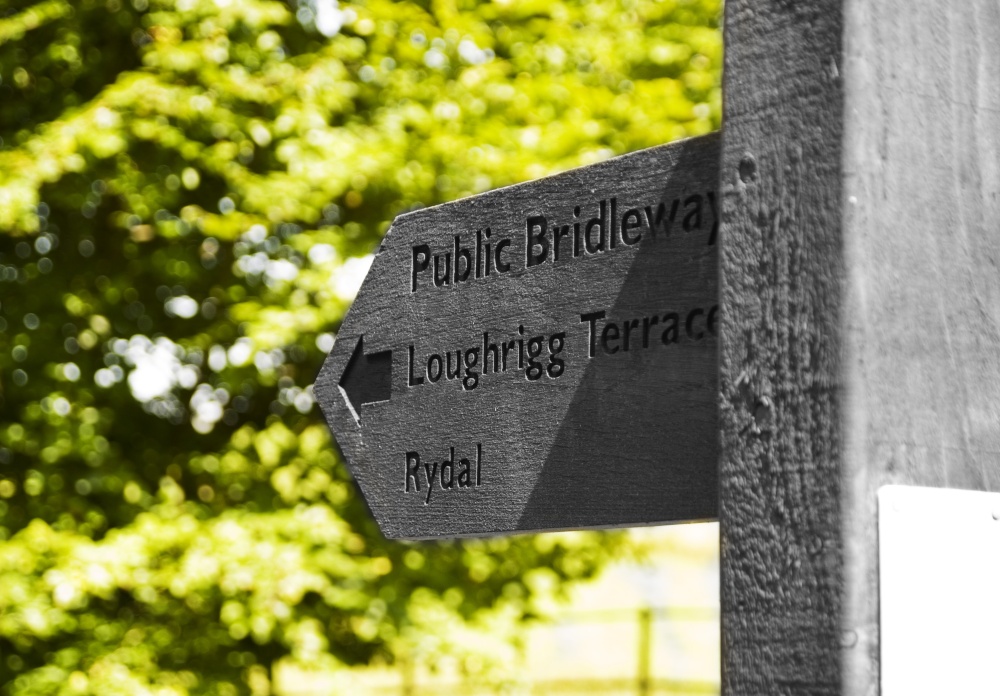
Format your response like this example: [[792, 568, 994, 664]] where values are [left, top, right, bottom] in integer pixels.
[[0, 0, 720, 692]]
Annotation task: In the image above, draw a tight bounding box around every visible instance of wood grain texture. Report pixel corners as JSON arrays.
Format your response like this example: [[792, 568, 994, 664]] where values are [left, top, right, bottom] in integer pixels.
[[720, 1, 1000, 693], [720, 3, 846, 694], [317, 135, 720, 539], [841, 1, 1000, 693]]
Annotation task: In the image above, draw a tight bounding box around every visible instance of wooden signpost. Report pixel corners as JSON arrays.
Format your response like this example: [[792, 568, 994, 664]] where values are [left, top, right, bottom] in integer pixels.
[[719, 1, 1000, 694], [316, 135, 720, 539], [318, 0, 1000, 692]]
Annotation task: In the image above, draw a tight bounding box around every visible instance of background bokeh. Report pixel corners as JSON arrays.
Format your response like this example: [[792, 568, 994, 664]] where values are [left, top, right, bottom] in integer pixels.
[[0, 1, 721, 693]]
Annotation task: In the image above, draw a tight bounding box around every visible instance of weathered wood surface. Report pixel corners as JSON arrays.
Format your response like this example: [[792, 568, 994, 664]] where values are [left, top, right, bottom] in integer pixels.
[[720, 1, 1000, 693], [317, 134, 721, 539]]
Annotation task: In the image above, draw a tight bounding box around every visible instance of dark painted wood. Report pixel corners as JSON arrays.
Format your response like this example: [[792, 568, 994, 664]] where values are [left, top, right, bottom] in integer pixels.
[[719, 4, 846, 694], [317, 134, 720, 539], [720, 1, 1000, 693]]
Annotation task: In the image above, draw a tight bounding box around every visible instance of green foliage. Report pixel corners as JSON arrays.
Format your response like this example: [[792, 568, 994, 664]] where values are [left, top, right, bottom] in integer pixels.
[[0, 0, 721, 692]]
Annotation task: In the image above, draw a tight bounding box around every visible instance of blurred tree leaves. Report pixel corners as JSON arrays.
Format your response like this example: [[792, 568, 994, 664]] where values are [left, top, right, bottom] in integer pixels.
[[0, 0, 720, 692]]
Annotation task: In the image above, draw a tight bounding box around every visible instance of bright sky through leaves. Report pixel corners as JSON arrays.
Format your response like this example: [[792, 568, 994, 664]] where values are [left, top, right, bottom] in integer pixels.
[[0, 0, 721, 692]]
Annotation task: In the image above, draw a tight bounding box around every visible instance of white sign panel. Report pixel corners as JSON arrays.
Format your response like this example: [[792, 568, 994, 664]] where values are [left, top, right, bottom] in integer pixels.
[[879, 485, 1000, 696]]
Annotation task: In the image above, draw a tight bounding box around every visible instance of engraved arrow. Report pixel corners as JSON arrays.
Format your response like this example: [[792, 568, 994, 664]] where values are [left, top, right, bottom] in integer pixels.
[[338, 335, 392, 422]]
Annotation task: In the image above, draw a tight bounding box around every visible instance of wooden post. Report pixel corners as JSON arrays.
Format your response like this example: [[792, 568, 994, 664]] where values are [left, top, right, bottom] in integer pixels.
[[719, 1, 1000, 693]]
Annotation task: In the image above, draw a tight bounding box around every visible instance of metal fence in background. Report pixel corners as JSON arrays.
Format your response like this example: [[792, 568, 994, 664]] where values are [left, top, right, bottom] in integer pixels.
[[389, 606, 720, 696]]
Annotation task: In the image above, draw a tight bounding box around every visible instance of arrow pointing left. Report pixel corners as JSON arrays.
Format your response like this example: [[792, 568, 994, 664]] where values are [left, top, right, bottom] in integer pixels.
[[338, 335, 392, 422]]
